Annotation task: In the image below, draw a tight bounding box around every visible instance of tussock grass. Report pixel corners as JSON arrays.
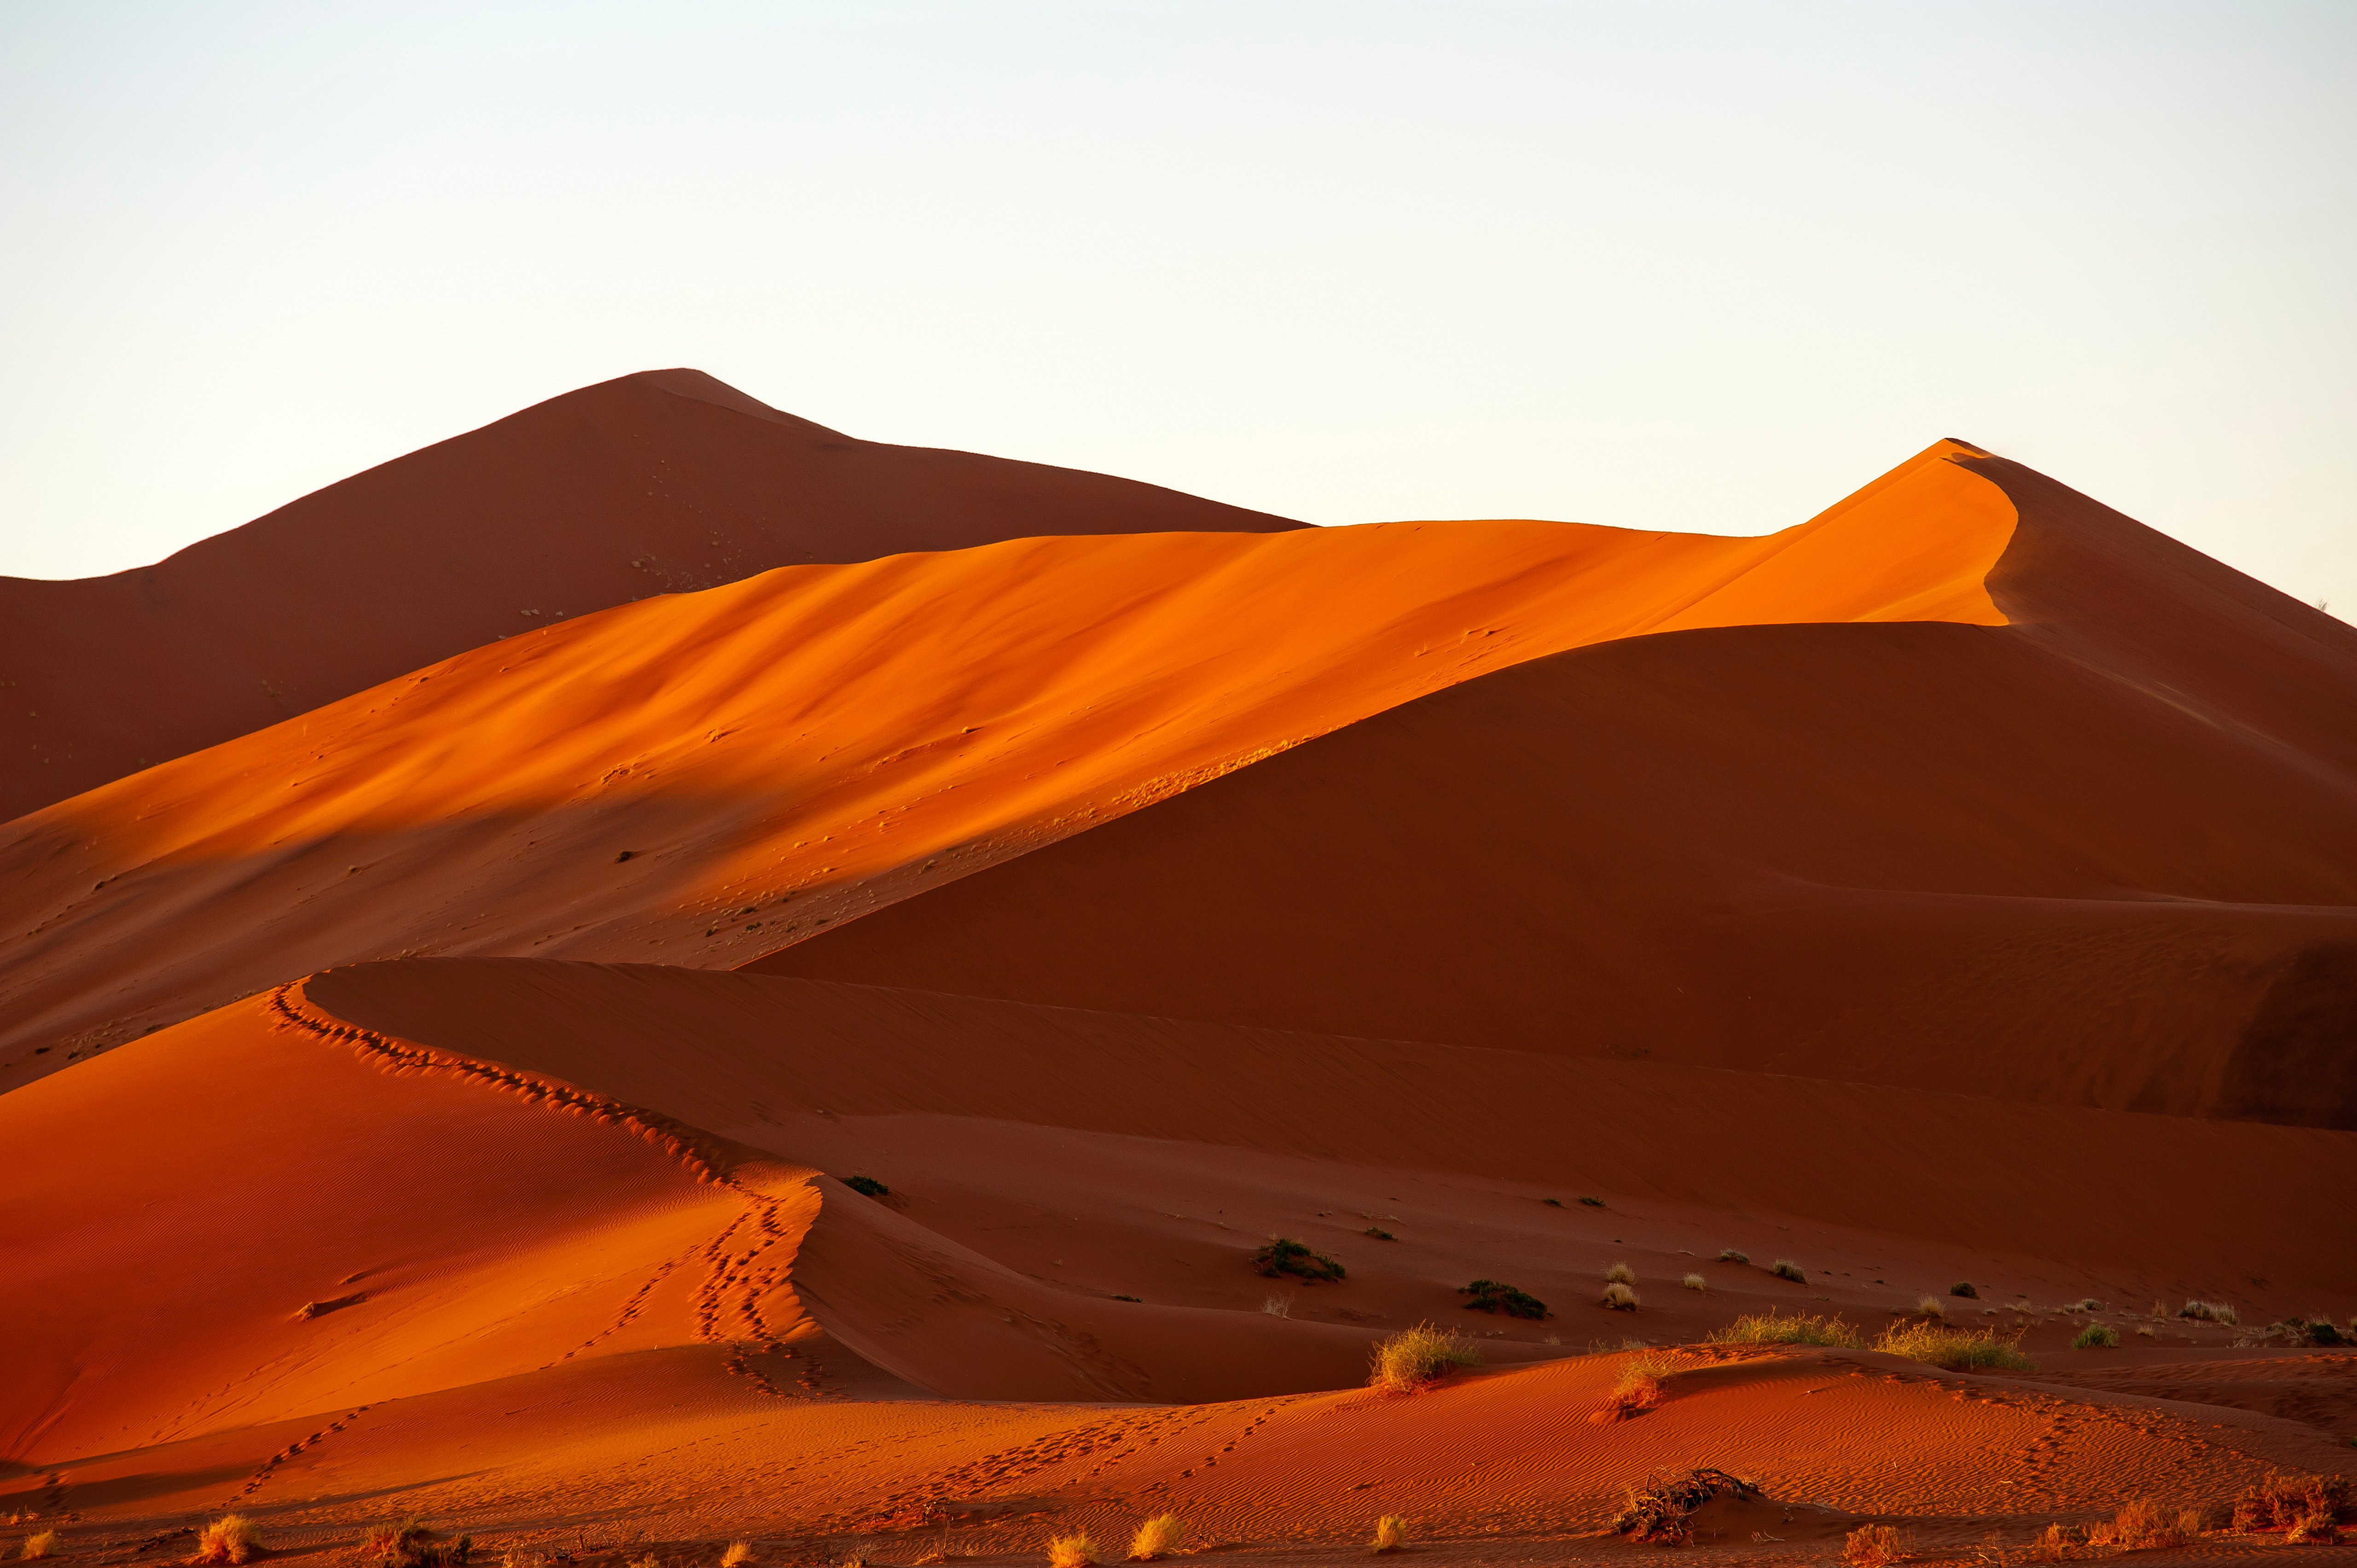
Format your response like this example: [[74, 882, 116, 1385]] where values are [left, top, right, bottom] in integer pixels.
[[1600, 1281, 1639, 1312], [1913, 1295, 1945, 1318], [21, 1535, 57, 1562], [1596, 1350, 1677, 1421], [1369, 1517, 1407, 1555], [2178, 1299, 2238, 1325], [196, 1517, 263, 1566], [2107, 1499, 2185, 1551], [2072, 1323, 2120, 1349], [1681, 1273, 1706, 1291], [1707, 1310, 1862, 1348], [1605, 1262, 1637, 1285], [1046, 1534, 1096, 1568], [1875, 1321, 2034, 1371], [1127, 1517, 1184, 1563], [1261, 1292, 1293, 1318], [721, 1545, 753, 1568], [1369, 1322, 1480, 1391], [1842, 1524, 1900, 1567], [1717, 1248, 1748, 1263], [1770, 1258, 1806, 1284]]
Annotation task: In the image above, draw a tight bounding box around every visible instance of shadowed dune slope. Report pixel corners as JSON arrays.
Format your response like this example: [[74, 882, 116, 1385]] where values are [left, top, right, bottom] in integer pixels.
[[0, 440, 2012, 1087], [0, 367, 1301, 821], [753, 464, 2357, 1131]]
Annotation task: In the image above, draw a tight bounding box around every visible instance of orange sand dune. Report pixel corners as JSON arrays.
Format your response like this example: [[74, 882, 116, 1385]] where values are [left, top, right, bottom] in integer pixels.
[[0, 440, 2012, 1086], [755, 462, 2357, 1130], [0, 368, 1300, 822]]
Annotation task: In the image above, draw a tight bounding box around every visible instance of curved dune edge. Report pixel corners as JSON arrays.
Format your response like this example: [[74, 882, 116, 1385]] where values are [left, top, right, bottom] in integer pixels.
[[0, 441, 2014, 1082]]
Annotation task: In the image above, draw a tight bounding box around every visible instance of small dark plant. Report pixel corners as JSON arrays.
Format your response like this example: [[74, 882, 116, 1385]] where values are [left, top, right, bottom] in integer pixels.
[[1578, 1196, 1605, 1207], [369, 1520, 472, 1568], [1950, 1282, 1977, 1298], [1253, 1237, 1346, 1282], [1460, 1278, 1548, 1319], [1364, 1227, 1396, 1240], [1542, 1197, 1563, 1207], [842, 1175, 889, 1198]]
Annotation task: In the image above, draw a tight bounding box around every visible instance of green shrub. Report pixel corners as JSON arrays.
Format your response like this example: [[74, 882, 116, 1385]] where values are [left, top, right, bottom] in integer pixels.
[[1461, 1279, 1548, 1318], [1950, 1282, 1977, 1298], [2073, 1323, 2120, 1349], [1253, 1237, 1345, 1282], [842, 1175, 889, 1198], [1364, 1227, 1396, 1241], [1578, 1196, 1605, 1207]]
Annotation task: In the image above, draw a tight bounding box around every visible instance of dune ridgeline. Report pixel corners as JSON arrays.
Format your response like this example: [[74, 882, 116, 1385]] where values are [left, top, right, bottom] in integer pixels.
[[5, 376, 2354, 1567]]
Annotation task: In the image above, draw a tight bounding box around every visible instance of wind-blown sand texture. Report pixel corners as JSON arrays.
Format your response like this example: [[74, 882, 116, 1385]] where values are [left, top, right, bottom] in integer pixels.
[[4, 385, 2352, 1568]]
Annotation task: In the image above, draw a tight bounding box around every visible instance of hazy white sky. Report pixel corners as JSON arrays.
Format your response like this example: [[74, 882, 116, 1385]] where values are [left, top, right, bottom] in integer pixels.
[[4, 1, 2351, 612]]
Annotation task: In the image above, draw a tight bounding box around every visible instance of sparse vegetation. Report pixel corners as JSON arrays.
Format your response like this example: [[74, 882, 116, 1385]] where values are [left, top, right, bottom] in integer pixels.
[[1770, 1258, 1806, 1283], [1950, 1282, 1977, 1298], [2106, 1499, 2185, 1551], [1600, 1281, 1639, 1312], [21, 1534, 56, 1562], [368, 1518, 470, 1568], [1842, 1523, 1900, 1567], [1707, 1310, 1862, 1348], [2028, 1523, 2085, 1562], [1369, 1322, 1481, 1391], [1913, 1295, 1946, 1318], [1364, 1227, 1396, 1241], [1875, 1321, 2035, 1372], [1609, 1470, 1765, 1545], [1681, 1272, 1706, 1291], [842, 1175, 889, 1198], [1261, 1292, 1293, 1318], [2177, 1299, 2238, 1325], [1718, 1248, 1749, 1263], [2235, 1470, 2348, 1539], [1596, 1350, 1677, 1422], [721, 1545, 754, 1568], [1369, 1516, 1407, 1555], [1253, 1237, 1345, 1283], [2073, 1323, 2120, 1349], [1605, 1262, 1636, 1285], [1461, 1279, 1548, 1318], [1046, 1533, 1096, 1568], [1578, 1196, 1605, 1207], [1127, 1515, 1184, 1562], [196, 1517, 263, 1566]]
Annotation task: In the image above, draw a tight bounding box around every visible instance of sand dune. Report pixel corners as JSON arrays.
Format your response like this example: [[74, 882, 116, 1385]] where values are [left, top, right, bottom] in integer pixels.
[[0, 440, 2011, 1087], [0, 368, 1300, 822]]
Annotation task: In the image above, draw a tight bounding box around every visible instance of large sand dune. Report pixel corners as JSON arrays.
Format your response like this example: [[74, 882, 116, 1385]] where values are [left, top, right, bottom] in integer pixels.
[[0, 368, 1299, 822]]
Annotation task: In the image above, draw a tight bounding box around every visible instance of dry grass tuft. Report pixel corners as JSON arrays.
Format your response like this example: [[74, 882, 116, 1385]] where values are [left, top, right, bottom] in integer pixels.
[[1707, 1310, 1862, 1347], [2235, 1471, 2347, 1539], [1913, 1295, 1945, 1318], [2105, 1499, 2185, 1551], [1260, 1292, 1293, 1318], [1770, 1258, 1806, 1283], [1594, 1351, 1677, 1423], [2027, 1523, 2084, 1562], [195, 1518, 264, 1566], [1600, 1281, 1639, 1312], [2072, 1323, 2120, 1349], [1874, 1321, 2034, 1371], [1126, 1517, 1184, 1563], [1842, 1524, 1900, 1567], [1605, 1262, 1637, 1285], [21, 1535, 57, 1562], [721, 1545, 754, 1568], [1369, 1516, 1408, 1555], [2177, 1299, 2238, 1325], [1369, 1322, 1481, 1391], [1681, 1273, 1706, 1291], [1045, 1534, 1096, 1568]]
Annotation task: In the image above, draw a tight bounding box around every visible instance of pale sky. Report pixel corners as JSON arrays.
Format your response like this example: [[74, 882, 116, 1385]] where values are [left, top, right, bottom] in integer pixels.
[[4, 1, 2352, 615]]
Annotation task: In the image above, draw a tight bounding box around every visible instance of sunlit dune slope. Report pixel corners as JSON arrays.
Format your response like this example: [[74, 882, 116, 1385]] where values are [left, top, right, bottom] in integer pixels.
[[0, 440, 2013, 1084], [0, 367, 1301, 821], [756, 458, 2357, 1131]]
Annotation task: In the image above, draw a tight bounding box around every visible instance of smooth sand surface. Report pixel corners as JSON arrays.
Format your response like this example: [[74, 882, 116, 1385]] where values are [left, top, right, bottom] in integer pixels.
[[0, 440, 2009, 1085], [0, 368, 1300, 822]]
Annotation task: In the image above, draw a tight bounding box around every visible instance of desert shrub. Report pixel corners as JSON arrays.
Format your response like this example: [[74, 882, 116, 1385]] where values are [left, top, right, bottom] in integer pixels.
[[2308, 1319, 2345, 1346], [842, 1174, 888, 1198], [1600, 1282, 1640, 1312], [2073, 1323, 2120, 1349], [2107, 1499, 2185, 1550], [2061, 1298, 2105, 1313], [2178, 1299, 2238, 1325], [1596, 1351, 1677, 1422], [1369, 1322, 1481, 1391], [1364, 1227, 1395, 1241], [1875, 1322, 2034, 1372], [21, 1535, 57, 1562], [721, 1546, 753, 1568], [368, 1519, 470, 1568], [1578, 1196, 1605, 1207], [1605, 1262, 1636, 1285], [1914, 1295, 1946, 1319], [1369, 1516, 1407, 1555], [196, 1517, 264, 1565], [1045, 1534, 1096, 1568], [1718, 1247, 1749, 1263], [1707, 1310, 1862, 1348], [1950, 1282, 1977, 1298], [1610, 1470, 1765, 1545], [1843, 1523, 1900, 1567], [2028, 1523, 2085, 1561], [1126, 1515, 1183, 1562], [1771, 1259, 1806, 1283], [1461, 1279, 1548, 1318], [2235, 1471, 2349, 1533], [1681, 1273, 1706, 1291], [1253, 1238, 1345, 1282]]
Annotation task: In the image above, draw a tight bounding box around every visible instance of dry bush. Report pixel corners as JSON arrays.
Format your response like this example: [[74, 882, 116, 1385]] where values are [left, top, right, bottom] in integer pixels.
[[1914, 1295, 1946, 1318], [2028, 1523, 2085, 1562], [1681, 1273, 1706, 1291], [20, 1535, 57, 1562], [1126, 1515, 1184, 1562], [1605, 1262, 1637, 1285], [1707, 1310, 1862, 1347], [1610, 1471, 1765, 1545], [196, 1517, 263, 1566], [2135, 1325, 2157, 1338], [1252, 1238, 1344, 1282], [1843, 1523, 1900, 1567], [1874, 1321, 2035, 1372], [1718, 1247, 1749, 1263], [1770, 1259, 1806, 1283], [2235, 1471, 2348, 1538], [1369, 1322, 1481, 1391], [367, 1519, 470, 1568], [1595, 1351, 1677, 1422], [721, 1545, 754, 1568], [1045, 1533, 1096, 1568], [1260, 1292, 1292, 1318], [1600, 1281, 1639, 1312], [1369, 1516, 1407, 1555], [2107, 1499, 2185, 1550], [2177, 1299, 2238, 1325], [2072, 1323, 2119, 1349]]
